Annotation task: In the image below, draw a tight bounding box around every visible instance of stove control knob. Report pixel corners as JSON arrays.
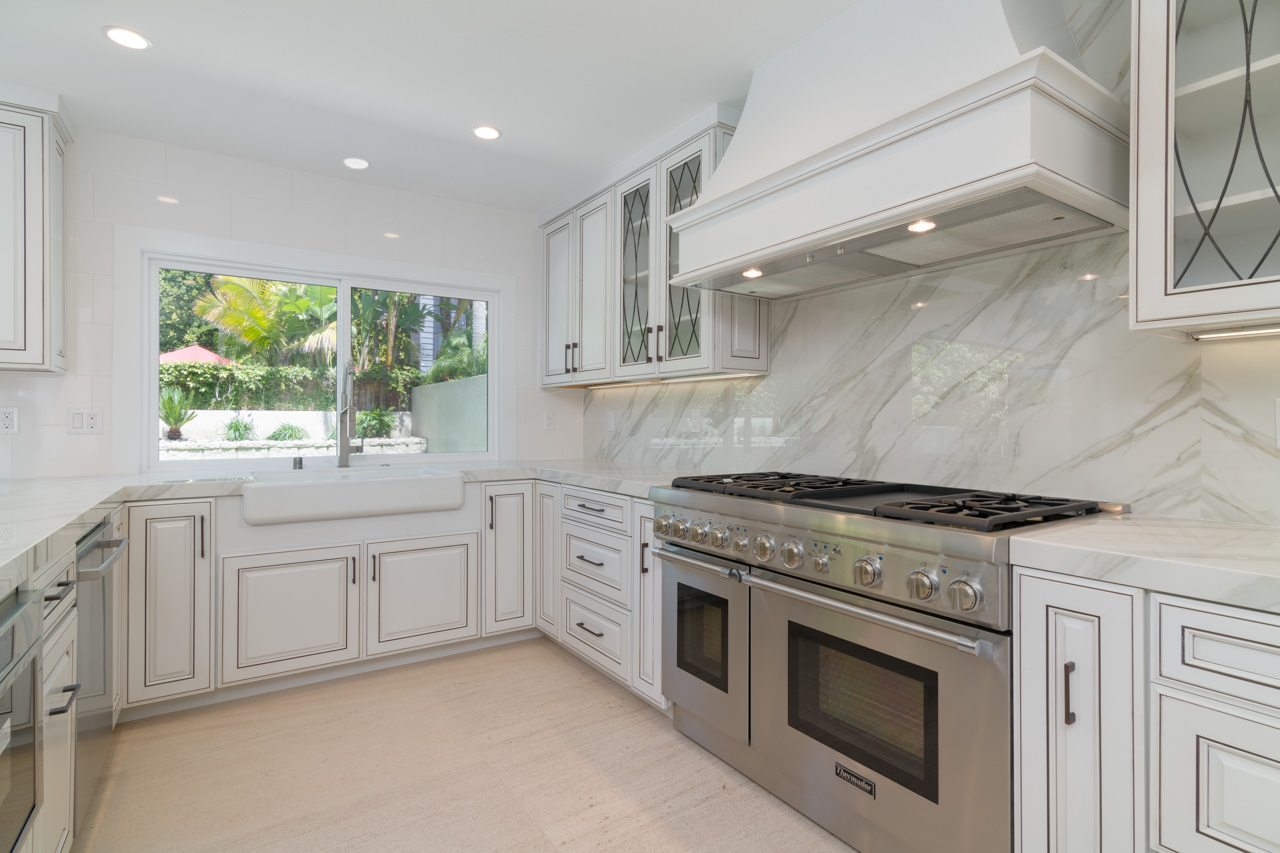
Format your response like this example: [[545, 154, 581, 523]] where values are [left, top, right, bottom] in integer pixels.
[[732, 537, 750, 554], [654, 515, 672, 536], [780, 540, 804, 569], [753, 535, 775, 562], [671, 518, 689, 540], [709, 527, 729, 549], [853, 557, 882, 587], [947, 580, 982, 612], [690, 522, 710, 544], [810, 555, 830, 574], [906, 570, 939, 601]]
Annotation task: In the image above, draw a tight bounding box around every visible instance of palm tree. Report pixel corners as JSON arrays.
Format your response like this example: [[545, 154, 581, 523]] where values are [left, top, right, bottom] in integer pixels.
[[194, 277, 336, 366], [423, 331, 487, 383]]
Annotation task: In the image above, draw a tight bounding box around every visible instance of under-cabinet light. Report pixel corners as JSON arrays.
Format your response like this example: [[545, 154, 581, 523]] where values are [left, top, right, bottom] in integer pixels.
[[1078, 273, 1100, 281], [104, 26, 150, 49], [156, 196, 179, 204], [383, 233, 400, 239], [907, 219, 936, 233], [587, 372, 760, 390], [1190, 325, 1280, 341], [911, 301, 927, 309]]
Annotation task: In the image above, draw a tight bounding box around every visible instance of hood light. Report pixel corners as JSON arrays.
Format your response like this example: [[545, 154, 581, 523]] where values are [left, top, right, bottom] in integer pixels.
[[104, 26, 151, 49], [742, 268, 763, 279], [907, 219, 937, 234], [1190, 325, 1280, 341], [343, 158, 370, 170], [474, 126, 501, 140]]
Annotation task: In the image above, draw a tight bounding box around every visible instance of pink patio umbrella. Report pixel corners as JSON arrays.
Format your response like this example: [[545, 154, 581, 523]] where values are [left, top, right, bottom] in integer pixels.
[[159, 345, 235, 364]]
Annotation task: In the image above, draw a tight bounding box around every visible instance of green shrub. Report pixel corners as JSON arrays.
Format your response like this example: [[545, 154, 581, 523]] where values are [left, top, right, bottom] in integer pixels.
[[158, 362, 336, 411], [265, 423, 309, 441], [356, 408, 394, 439], [158, 386, 198, 441], [221, 415, 256, 442]]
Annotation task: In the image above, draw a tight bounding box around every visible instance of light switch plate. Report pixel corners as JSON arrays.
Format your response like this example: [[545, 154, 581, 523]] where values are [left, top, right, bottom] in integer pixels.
[[0, 408, 16, 434]]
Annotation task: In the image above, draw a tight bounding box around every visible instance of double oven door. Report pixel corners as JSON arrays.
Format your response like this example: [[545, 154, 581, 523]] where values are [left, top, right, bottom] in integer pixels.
[[659, 541, 1013, 853]]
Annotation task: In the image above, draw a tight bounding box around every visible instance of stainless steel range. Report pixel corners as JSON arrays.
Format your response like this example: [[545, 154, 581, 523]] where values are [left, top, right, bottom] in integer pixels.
[[649, 472, 1124, 853]]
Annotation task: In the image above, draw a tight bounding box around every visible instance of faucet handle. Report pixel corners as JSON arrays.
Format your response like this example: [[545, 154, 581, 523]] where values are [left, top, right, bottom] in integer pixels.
[[292, 456, 303, 470]]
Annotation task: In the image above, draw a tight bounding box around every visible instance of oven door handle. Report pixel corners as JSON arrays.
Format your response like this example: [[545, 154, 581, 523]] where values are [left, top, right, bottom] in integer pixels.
[[740, 573, 991, 658], [652, 546, 740, 581]]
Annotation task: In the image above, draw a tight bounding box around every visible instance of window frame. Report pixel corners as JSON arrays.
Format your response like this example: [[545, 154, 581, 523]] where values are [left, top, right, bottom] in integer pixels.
[[144, 251, 499, 473]]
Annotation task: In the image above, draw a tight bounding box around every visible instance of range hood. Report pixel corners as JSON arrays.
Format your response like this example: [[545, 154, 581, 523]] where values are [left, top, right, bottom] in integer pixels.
[[667, 0, 1130, 299]]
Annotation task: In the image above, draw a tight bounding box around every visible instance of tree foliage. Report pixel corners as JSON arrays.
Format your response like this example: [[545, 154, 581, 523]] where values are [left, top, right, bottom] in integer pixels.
[[192, 276, 337, 367]]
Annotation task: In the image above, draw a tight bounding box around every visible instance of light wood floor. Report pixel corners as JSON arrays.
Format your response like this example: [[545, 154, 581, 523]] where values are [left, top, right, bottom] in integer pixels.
[[73, 637, 848, 852]]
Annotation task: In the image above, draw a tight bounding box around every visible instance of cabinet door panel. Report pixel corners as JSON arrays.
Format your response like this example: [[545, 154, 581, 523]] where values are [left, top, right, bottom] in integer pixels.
[[0, 111, 41, 359], [543, 213, 573, 383], [614, 167, 659, 379], [1159, 693, 1280, 853], [368, 533, 478, 655], [630, 503, 666, 707], [39, 616, 76, 853], [234, 553, 358, 668], [483, 483, 534, 634], [659, 136, 713, 374], [575, 193, 611, 381], [534, 484, 560, 634], [127, 501, 212, 704]]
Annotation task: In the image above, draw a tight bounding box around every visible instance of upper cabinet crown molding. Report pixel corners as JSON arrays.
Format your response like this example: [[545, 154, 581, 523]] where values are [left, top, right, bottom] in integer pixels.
[[1131, 0, 1280, 336], [541, 119, 769, 388], [0, 86, 71, 373]]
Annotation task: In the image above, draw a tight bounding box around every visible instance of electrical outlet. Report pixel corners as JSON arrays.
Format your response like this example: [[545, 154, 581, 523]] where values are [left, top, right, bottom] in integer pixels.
[[0, 408, 16, 435], [543, 412, 554, 431], [0, 524, 13, 548], [689, 409, 702, 433], [68, 408, 104, 435]]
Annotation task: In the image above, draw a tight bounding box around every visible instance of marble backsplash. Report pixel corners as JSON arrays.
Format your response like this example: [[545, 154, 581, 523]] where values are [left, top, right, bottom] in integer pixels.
[[584, 234, 1280, 527]]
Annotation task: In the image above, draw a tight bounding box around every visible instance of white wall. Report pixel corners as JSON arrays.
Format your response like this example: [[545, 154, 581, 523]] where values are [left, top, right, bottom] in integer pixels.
[[0, 128, 584, 478]]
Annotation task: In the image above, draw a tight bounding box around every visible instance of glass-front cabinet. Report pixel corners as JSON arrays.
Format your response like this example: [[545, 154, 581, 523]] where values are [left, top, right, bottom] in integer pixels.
[[1132, 0, 1280, 335], [540, 119, 770, 387]]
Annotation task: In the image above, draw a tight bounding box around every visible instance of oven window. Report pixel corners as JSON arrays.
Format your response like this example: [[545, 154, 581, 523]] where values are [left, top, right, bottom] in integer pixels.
[[788, 622, 939, 802], [676, 583, 730, 692], [0, 664, 36, 850]]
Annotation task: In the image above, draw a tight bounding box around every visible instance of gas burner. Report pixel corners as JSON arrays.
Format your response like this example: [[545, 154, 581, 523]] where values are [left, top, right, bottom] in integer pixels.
[[875, 492, 1100, 531], [670, 472, 899, 502]]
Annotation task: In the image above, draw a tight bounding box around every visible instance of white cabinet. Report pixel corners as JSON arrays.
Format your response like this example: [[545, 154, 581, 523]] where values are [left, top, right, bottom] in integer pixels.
[[0, 93, 69, 373], [366, 533, 479, 656], [126, 501, 213, 704], [482, 482, 534, 635], [543, 190, 612, 385], [533, 482, 560, 635], [38, 609, 77, 853], [220, 544, 361, 684], [110, 508, 125, 726], [614, 132, 769, 382], [630, 501, 665, 708], [1131, 0, 1280, 335], [1015, 569, 1143, 853]]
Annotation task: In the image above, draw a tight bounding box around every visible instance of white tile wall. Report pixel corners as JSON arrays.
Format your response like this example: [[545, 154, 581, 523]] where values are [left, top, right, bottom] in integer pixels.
[[0, 127, 582, 479]]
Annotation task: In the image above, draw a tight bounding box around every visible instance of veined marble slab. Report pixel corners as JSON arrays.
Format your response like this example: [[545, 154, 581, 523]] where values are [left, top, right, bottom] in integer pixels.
[[1011, 513, 1280, 613]]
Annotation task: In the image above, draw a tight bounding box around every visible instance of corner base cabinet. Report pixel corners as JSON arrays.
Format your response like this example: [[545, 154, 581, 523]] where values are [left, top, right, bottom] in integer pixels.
[[0, 94, 69, 373], [483, 482, 534, 635], [126, 501, 213, 705], [1015, 568, 1143, 853]]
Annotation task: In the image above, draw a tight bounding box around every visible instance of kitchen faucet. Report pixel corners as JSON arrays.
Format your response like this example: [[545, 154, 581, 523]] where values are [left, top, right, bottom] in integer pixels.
[[337, 360, 363, 468]]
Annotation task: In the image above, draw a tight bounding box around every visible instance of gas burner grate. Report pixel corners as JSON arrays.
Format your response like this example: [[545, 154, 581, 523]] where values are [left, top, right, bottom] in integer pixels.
[[874, 492, 1100, 531], [670, 472, 899, 501]]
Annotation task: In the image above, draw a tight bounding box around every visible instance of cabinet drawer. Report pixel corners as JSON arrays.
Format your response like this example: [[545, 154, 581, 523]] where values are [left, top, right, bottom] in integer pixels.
[[561, 487, 629, 534], [1158, 692, 1280, 853], [39, 551, 76, 631], [1158, 596, 1280, 710], [561, 587, 630, 681], [562, 522, 630, 608]]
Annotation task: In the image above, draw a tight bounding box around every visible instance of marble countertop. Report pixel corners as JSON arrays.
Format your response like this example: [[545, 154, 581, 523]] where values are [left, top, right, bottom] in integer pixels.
[[1010, 513, 1280, 613]]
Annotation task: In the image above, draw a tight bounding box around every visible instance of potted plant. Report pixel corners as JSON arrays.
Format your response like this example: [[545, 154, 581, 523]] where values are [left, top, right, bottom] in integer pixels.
[[158, 386, 198, 441]]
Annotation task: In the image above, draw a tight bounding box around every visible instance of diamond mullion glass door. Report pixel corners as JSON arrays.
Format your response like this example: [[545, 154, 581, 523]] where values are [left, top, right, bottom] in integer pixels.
[[1133, 0, 1280, 326], [614, 166, 661, 379], [659, 135, 714, 375]]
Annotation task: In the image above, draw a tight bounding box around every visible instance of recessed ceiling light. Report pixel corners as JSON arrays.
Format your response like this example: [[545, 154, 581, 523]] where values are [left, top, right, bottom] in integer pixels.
[[742, 268, 763, 279], [156, 196, 179, 204], [473, 126, 501, 140], [103, 26, 151, 49], [383, 233, 400, 239], [343, 157, 369, 170], [1078, 273, 1100, 281], [907, 219, 937, 234]]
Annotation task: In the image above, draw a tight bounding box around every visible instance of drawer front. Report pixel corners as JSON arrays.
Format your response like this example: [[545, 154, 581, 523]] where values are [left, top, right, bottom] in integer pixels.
[[1159, 597, 1280, 710], [562, 522, 630, 608], [561, 587, 630, 681], [41, 555, 76, 630], [561, 487, 630, 534], [1158, 692, 1280, 853]]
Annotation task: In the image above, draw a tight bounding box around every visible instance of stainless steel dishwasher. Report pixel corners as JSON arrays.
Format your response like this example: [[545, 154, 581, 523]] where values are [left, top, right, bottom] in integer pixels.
[[74, 520, 127, 831]]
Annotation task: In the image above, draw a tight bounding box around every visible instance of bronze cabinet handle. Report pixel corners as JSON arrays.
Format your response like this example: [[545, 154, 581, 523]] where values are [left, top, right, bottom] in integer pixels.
[[1064, 661, 1077, 726], [576, 622, 604, 638]]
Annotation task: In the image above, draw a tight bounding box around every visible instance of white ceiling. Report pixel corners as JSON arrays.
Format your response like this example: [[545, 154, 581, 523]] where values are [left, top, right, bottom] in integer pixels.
[[0, 0, 861, 214]]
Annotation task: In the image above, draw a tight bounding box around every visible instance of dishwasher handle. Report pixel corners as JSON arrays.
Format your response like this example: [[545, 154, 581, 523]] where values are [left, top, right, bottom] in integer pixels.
[[76, 537, 128, 578]]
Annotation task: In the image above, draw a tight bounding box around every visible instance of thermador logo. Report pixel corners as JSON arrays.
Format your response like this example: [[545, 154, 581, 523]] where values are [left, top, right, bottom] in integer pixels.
[[835, 763, 876, 798]]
